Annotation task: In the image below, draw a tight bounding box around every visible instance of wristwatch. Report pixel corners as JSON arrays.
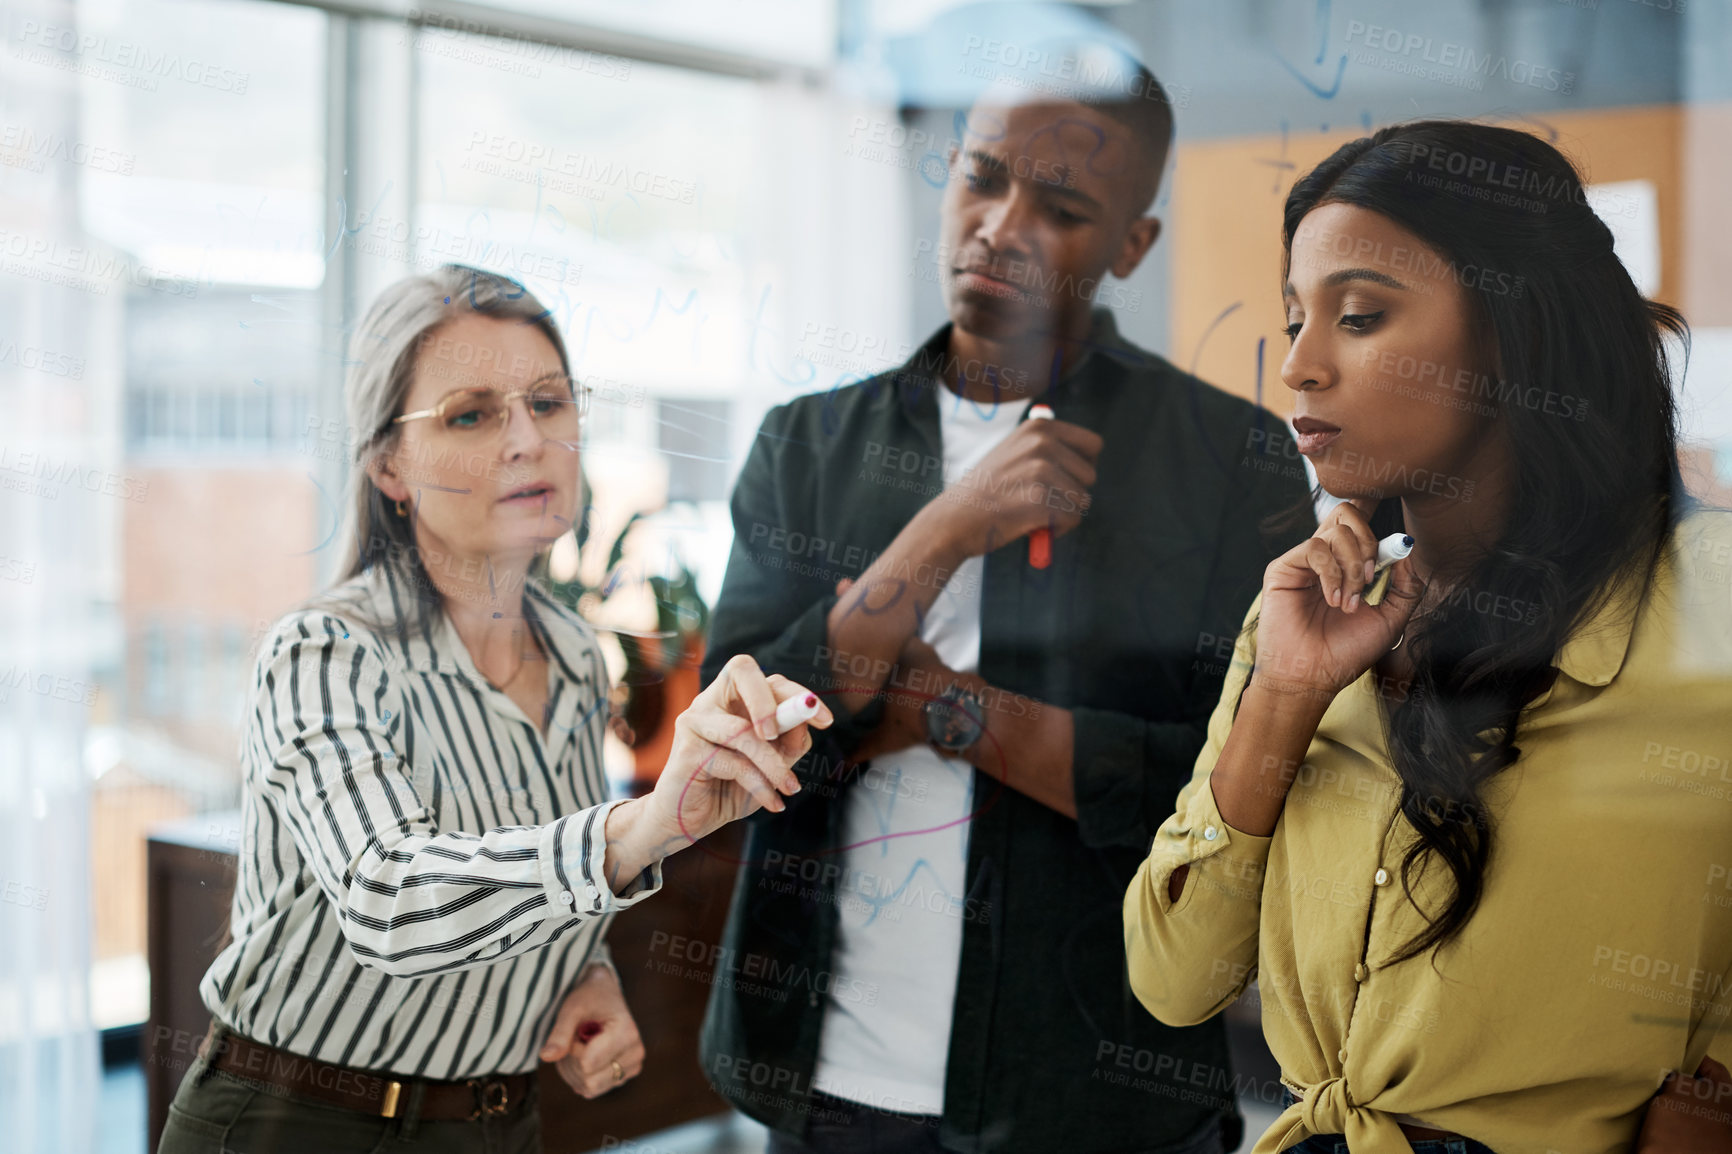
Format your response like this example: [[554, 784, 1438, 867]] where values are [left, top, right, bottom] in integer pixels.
[[923, 684, 986, 755]]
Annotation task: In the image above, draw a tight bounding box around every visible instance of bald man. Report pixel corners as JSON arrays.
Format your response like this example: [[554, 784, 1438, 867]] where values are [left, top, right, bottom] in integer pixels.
[[698, 62, 1313, 1154]]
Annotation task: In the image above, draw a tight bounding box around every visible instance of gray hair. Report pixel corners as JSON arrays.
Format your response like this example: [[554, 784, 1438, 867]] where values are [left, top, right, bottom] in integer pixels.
[[331, 264, 571, 627]]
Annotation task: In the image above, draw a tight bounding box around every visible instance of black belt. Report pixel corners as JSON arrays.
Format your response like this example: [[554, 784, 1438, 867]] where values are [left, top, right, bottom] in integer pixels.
[[199, 1020, 533, 1121]]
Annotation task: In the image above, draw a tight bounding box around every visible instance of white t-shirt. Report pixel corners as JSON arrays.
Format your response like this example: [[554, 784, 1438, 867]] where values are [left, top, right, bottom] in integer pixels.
[[810, 386, 1033, 1115]]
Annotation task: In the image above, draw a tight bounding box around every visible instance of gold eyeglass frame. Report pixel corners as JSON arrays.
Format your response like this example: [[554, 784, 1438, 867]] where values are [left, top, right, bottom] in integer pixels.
[[392, 375, 591, 435]]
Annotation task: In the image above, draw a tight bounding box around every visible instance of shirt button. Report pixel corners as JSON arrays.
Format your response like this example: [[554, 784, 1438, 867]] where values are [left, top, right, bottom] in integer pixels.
[[584, 883, 600, 903], [808, 991, 819, 1008], [1337, 1048, 1348, 1063], [1353, 964, 1367, 982], [559, 891, 574, 905], [1202, 825, 1219, 841], [1373, 868, 1390, 886]]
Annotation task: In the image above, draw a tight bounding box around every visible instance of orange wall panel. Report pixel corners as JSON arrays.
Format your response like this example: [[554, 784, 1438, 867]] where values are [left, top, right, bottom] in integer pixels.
[[1168, 106, 1687, 413], [123, 466, 320, 626]]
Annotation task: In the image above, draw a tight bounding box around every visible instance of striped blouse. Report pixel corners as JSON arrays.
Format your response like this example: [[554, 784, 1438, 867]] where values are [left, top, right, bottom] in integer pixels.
[[199, 561, 663, 1079]]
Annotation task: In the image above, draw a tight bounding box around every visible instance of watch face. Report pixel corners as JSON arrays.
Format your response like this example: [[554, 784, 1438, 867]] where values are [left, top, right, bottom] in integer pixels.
[[926, 687, 984, 753], [933, 705, 977, 749]]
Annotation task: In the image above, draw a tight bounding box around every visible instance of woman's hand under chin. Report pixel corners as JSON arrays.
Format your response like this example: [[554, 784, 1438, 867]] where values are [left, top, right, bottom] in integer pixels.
[[1252, 496, 1426, 702]]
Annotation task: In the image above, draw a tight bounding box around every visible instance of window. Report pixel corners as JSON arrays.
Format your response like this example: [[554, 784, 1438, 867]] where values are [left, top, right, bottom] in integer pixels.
[[414, 34, 773, 593], [140, 621, 171, 718], [3, 0, 329, 1046], [658, 399, 733, 503]]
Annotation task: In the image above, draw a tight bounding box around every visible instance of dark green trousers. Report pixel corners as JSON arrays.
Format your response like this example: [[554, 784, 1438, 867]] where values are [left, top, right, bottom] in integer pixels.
[[157, 1050, 541, 1154]]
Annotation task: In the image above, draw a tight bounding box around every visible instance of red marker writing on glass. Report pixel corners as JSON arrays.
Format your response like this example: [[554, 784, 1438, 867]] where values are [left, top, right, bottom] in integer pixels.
[[1026, 404, 1055, 569]]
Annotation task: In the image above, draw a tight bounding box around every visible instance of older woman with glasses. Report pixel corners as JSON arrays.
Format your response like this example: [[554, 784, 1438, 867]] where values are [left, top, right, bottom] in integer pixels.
[[157, 264, 828, 1154]]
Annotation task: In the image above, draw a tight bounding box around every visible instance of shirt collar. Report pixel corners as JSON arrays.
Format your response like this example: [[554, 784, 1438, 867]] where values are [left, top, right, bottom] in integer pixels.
[[358, 560, 595, 682], [1551, 565, 1645, 687]]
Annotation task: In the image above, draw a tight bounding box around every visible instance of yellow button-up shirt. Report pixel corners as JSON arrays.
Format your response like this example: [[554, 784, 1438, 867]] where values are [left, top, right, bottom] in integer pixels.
[[1125, 509, 1732, 1154]]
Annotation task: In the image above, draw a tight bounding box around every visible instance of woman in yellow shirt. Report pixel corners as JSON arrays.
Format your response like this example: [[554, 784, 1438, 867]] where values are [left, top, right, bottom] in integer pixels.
[[1123, 120, 1732, 1153]]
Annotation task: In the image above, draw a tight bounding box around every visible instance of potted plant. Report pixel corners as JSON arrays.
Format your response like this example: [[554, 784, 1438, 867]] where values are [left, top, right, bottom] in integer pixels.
[[541, 506, 710, 793]]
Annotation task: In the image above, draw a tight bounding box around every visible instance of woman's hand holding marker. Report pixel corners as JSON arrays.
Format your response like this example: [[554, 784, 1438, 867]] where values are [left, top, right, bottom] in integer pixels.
[[1251, 498, 1426, 699], [1361, 532, 1416, 608], [1183, 501, 1427, 848], [772, 691, 824, 736], [641, 655, 833, 842]]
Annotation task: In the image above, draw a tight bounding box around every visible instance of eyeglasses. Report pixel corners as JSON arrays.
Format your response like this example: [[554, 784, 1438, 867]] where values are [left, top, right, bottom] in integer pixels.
[[393, 376, 590, 441]]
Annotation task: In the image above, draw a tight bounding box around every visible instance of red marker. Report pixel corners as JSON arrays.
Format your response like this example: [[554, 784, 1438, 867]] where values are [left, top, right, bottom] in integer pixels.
[[576, 1020, 603, 1043], [1026, 404, 1055, 569]]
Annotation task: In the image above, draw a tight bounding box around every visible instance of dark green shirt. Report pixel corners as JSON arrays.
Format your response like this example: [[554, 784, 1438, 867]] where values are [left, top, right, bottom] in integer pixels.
[[699, 310, 1314, 1152]]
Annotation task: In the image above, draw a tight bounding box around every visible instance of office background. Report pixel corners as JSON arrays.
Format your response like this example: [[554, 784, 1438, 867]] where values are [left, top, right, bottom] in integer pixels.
[[2, 0, 1729, 1151]]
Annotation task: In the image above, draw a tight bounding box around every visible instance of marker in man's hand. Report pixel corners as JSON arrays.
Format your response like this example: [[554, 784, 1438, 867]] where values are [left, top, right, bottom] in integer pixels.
[[1026, 404, 1055, 569]]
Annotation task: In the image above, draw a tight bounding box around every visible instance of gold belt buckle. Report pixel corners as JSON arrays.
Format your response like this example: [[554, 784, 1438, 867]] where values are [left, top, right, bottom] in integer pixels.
[[467, 1078, 509, 1119]]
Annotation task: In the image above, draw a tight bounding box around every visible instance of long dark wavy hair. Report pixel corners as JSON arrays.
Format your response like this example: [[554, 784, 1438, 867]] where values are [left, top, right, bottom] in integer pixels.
[[1280, 121, 1687, 962]]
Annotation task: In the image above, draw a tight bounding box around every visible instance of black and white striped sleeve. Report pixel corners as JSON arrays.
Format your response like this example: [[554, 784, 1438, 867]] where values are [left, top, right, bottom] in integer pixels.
[[250, 612, 662, 978]]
